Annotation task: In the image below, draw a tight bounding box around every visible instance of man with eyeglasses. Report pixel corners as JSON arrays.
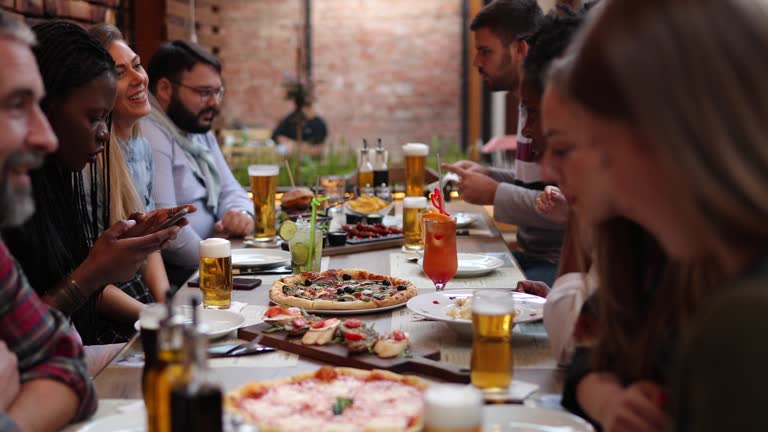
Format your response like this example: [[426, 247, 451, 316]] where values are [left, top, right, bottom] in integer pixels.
[[142, 40, 253, 286]]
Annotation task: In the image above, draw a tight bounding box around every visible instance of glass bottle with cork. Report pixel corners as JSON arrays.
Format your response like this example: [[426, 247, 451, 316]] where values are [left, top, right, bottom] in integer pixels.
[[170, 299, 223, 432], [357, 139, 374, 196]]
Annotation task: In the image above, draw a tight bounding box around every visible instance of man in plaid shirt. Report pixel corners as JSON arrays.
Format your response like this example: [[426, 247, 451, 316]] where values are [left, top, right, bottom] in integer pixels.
[[0, 12, 96, 430]]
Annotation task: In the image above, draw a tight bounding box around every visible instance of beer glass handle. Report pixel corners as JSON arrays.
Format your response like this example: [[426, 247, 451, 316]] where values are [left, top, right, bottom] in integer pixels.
[[397, 356, 470, 384]]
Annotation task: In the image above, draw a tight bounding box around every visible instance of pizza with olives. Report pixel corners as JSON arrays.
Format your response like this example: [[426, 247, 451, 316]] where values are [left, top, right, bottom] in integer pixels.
[[270, 269, 417, 310]]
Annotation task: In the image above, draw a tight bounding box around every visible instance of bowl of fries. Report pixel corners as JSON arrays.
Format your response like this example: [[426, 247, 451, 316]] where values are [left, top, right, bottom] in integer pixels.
[[345, 195, 394, 216]]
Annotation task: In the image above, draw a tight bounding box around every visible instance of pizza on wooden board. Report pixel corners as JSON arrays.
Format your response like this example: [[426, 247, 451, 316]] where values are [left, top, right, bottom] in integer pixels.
[[270, 269, 417, 310], [226, 366, 428, 432]]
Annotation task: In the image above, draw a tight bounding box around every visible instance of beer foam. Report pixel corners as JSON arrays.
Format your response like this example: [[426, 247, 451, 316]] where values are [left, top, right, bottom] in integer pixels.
[[402, 143, 429, 156], [472, 292, 515, 315], [423, 384, 483, 428], [199, 238, 231, 258], [248, 164, 279, 176], [403, 196, 427, 209]]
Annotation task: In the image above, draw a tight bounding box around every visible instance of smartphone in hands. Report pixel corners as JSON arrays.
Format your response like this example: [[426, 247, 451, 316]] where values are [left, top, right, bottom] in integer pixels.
[[187, 277, 262, 290], [121, 205, 193, 238]]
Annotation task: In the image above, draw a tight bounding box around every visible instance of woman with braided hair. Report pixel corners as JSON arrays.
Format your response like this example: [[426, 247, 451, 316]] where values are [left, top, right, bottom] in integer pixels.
[[2, 21, 182, 345]]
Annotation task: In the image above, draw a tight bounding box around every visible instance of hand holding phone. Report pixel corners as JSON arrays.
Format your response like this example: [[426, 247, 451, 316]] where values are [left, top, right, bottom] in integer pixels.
[[121, 205, 194, 238]]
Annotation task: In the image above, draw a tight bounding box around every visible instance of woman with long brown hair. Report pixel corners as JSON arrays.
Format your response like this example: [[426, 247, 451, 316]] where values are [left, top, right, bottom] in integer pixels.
[[547, 0, 768, 430]]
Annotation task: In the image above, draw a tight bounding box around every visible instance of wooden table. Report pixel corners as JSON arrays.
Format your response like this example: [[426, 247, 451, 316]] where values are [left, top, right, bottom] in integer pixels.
[[92, 201, 562, 402]]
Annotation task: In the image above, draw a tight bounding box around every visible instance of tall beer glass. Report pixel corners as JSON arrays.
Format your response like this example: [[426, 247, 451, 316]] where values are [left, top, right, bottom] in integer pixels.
[[198, 238, 232, 309], [403, 196, 427, 250], [402, 143, 429, 197], [249, 164, 279, 241], [424, 384, 483, 432], [470, 290, 516, 391]]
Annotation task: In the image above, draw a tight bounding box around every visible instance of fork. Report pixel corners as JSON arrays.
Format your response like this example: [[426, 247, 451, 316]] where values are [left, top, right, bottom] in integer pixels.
[[224, 334, 271, 356]]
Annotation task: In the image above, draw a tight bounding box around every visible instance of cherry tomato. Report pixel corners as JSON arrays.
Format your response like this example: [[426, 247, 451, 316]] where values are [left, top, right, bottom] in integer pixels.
[[344, 319, 363, 329], [344, 332, 364, 341], [311, 320, 326, 329], [265, 306, 289, 318], [291, 318, 307, 328], [392, 330, 407, 341]]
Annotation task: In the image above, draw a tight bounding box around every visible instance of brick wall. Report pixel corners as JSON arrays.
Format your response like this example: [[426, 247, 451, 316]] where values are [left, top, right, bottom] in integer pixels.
[[218, 0, 463, 162], [1, 0, 126, 26]]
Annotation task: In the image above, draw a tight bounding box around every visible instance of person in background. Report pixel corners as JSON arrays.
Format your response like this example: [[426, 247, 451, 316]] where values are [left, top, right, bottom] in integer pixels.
[[3, 22, 181, 345], [444, 0, 565, 286], [89, 23, 171, 305], [272, 103, 328, 157], [142, 40, 253, 286], [0, 11, 96, 430]]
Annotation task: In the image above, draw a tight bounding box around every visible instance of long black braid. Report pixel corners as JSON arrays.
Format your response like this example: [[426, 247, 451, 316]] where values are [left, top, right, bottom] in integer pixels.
[[2, 21, 116, 344]]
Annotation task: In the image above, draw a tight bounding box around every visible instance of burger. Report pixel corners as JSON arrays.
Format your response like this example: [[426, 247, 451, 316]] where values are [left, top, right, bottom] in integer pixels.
[[280, 187, 314, 214]]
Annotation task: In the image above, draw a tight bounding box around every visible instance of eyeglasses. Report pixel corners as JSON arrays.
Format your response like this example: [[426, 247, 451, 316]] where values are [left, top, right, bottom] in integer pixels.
[[173, 82, 225, 102]]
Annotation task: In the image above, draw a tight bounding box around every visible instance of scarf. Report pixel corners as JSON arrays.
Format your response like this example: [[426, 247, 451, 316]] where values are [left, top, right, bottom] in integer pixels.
[[147, 93, 221, 214]]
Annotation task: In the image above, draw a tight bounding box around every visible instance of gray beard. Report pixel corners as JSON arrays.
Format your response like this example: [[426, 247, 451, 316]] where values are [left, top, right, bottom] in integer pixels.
[[0, 151, 43, 228], [0, 181, 35, 229]]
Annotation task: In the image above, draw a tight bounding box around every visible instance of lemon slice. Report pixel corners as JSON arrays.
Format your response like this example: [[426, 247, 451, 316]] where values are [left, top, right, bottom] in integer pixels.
[[291, 243, 309, 265], [279, 220, 297, 241]]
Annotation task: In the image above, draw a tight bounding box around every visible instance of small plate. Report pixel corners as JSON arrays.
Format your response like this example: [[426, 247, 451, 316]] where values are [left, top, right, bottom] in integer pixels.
[[344, 200, 395, 217], [454, 212, 479, 228], [407, 289, 545, 338], [232, 249, 291, 269], [483, 405, 595, 431], [418, 253, 504, 278], [134, 309, 245, 339], [78, 411, 146, 432]]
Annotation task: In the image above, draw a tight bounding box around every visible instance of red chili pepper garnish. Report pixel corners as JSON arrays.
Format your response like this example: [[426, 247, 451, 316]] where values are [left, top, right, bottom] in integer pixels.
[[344, 332, 364, 341], [344, 319, 362, 329]]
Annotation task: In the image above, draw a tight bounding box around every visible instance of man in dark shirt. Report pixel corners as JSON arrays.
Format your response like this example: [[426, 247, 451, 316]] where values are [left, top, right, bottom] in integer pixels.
[[272, 105, 328, 156]]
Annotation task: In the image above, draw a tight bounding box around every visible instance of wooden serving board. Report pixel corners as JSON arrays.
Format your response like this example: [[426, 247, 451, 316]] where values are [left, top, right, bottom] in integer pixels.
[[322, 236, 404, 256], [238, 323, 469, 383]]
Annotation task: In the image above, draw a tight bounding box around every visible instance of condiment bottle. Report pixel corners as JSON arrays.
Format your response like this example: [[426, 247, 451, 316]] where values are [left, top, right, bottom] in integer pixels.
[[170, 304, 223, 432]]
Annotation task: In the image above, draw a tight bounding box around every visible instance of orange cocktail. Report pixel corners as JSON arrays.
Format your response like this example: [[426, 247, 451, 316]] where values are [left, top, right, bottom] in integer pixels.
[[422, 213, 458, 291]]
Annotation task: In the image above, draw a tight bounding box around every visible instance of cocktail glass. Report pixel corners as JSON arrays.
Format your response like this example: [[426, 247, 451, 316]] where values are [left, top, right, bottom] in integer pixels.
[[422, 215, 458, 291], [289, 223, 323, 274]]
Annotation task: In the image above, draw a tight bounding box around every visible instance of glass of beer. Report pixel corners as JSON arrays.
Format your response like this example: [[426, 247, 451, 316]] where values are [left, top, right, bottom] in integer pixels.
[[198, 238, 233, 309], [470, 290, 517, 392], [402, 143, 429, 197], [423, 384, 483, 432], [403, 196, 427, 250], [248, 164, 279, 241]]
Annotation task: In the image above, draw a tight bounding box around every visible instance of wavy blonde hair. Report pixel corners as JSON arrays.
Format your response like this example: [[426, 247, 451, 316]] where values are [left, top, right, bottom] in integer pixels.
[[90, 23, 143, 223]]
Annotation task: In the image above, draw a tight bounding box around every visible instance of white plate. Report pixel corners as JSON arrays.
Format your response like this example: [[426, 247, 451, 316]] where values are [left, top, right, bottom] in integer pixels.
[[232, 249, 291, 269], [406, 289, 545, 338], [78, 411, 146, 432], [134, 309, 245, 339], [454, 212, 479, 228], [293, 302, 407, 316], [483, 405, 595, 431], [418, 253, 504, 278]]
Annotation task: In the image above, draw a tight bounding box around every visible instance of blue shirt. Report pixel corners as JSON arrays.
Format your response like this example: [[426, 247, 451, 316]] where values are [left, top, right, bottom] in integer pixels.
[[121, 133, 155, 211], [141, 118, 253, 268]]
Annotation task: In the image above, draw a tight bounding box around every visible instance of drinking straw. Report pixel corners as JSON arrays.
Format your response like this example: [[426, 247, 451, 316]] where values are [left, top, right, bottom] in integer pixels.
[[436, 153, 444, 190], [283, 160, 296, 188]]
